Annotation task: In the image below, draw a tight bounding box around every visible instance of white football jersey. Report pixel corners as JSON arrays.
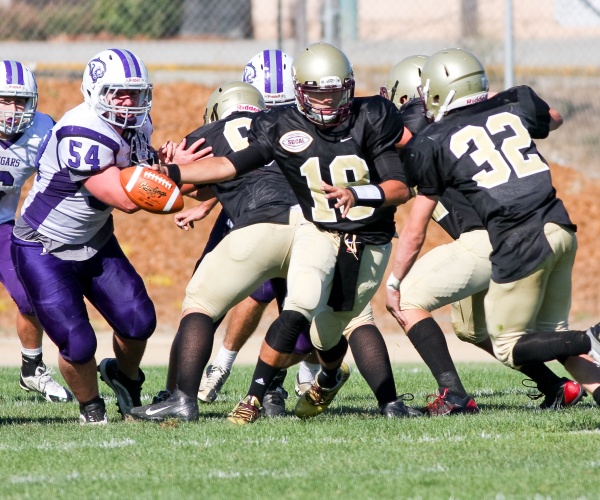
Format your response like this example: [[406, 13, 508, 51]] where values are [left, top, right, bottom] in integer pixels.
[[0, 112, 54, 224], [20, 103, 153, 244]]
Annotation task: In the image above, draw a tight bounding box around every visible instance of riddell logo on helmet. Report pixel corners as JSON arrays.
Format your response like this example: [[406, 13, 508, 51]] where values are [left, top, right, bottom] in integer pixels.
[[235, 104, 262, 113], [466, 94, 487, 105], [280, 130, 313, 153]]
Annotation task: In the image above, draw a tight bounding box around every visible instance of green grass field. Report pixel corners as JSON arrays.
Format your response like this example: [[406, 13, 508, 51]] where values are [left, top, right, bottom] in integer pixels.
[[1, 363, 599, 499]]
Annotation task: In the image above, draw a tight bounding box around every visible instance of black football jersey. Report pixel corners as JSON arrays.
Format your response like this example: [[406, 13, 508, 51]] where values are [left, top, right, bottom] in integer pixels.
[[404, 86, 575, 282], [236, 96, 406, 245], [184, 111, 297, 230], [400, 98, 485, 240]]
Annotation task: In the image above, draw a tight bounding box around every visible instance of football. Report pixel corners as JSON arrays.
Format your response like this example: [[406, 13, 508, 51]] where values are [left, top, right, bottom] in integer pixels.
[[120, 166, 184, 214]]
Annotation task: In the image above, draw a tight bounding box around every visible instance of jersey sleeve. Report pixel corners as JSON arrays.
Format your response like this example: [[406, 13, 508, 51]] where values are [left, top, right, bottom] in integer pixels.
[[228, 112, 275, 175], [363, 97, 407, 182], [514, 86, 551, 139], [403, 135, 445, 197], [55, 126, 121, 181]]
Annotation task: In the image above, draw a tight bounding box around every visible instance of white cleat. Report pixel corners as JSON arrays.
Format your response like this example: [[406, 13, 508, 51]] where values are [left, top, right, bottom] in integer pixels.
[[20, 363, 73, 403]]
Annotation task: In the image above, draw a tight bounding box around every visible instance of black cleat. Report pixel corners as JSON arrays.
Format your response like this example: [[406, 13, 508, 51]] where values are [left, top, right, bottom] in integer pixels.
[[380, 396, 423, 418], [262, 386, 288, 417], [129, 388, 199, 422], [98, 358, 145, 417], [79, 398, 108, 425]]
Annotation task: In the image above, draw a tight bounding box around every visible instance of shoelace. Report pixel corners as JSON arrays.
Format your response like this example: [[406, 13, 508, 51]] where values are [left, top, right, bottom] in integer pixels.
[[305, 384, 326, 405], [343, 233, 359, 260], [231, 400, 259, 422], [205, 366, 228, 389], [522, 378, 545, 401], [425, 388, 450, 410]]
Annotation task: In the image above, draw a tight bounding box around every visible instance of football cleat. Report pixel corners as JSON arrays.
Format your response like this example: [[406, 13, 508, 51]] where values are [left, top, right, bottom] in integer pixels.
[[586, 323, 600, 363], [294, 372, 314, 397], [20, 363, 73, 403], [379, 395, 423, 418], [227, 395, 261, 425], [98, 358, 145, 417], [294, 362, 351, 419], [198, 364, 230, 403], [262, 386, 288, 417], [152, 390, 172, 404], [525, 378, 586, 410], [79, 398, 108, 425], [422, 388, 480, 416], [129, 388, 199, 422]]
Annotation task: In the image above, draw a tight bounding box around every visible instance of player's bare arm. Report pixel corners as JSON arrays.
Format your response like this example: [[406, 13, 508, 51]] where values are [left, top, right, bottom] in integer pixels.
[[549, 107, 563, 131], [161, 156, 237, 185], [395, 126, 413, 148], [385, 193, 438, 326], [174, 197, 219, 231], [83, 166, 140, 213]]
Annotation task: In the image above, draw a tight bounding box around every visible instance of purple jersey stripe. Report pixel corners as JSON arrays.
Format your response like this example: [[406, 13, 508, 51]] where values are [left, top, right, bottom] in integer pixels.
[[56, 125, 120, 171], [110, 49, 141, 79]]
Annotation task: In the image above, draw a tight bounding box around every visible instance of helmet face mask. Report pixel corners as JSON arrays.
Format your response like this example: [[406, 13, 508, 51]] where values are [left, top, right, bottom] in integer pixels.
[[380, 55, 428, 109], [0, 60, 38, 135], [243, 49, 295, 107], [203, 81, 266, 124], [81, 49, 152, 129], [419, 48, 489, 122], [292, 43, 355, 127]]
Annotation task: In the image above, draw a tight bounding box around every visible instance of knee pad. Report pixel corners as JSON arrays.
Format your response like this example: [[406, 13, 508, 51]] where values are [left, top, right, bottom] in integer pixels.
[[265, 310, 310, 354]]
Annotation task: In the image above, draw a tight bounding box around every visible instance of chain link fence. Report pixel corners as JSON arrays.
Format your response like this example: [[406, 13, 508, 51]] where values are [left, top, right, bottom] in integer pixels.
[[1, 0, 599, 171]]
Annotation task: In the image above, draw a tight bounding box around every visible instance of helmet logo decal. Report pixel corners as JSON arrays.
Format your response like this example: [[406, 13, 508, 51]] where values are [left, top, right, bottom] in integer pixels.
[[88, 58, 106, 83], [279, 130, 313, 153], [320, 76, 342, 87], [243, 62, 257, 84]]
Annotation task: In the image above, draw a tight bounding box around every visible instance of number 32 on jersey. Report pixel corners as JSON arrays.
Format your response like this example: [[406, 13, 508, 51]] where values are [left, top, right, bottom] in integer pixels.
[[450, 112, 548, 189]]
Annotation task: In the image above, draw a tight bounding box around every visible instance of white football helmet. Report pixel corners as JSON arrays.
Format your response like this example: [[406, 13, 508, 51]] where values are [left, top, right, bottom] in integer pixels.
[[204, 82, 266, 124], [242, 49, 295, 108], [419, 48, 488, 122], [81, 48, 152, 129], [0, 60, 38, 135], [381, 55, 428, 109], [292, 43, 355, 127]]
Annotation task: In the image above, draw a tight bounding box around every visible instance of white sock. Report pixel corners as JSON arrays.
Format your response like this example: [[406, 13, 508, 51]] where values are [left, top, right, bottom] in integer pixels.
[[21, 347, 43, 358], [214, 346, 238, 371], [298, 361, 320, 384]]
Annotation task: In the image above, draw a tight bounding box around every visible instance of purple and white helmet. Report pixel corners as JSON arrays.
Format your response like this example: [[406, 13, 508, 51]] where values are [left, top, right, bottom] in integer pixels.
[[0, 60, 38, 135], [242, 49, 295, 107], [81, 48, 152, 129]]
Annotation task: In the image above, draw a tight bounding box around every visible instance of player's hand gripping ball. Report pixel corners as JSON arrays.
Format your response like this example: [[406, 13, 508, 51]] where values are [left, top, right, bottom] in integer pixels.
[[120, 166, 184, 214]]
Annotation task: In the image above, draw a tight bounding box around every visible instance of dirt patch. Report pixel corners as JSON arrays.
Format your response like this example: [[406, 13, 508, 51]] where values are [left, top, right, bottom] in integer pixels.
[[0, 79, 597, 343]]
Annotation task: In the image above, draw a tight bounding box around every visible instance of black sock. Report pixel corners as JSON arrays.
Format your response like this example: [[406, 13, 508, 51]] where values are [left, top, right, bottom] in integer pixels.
[[267, 369, 287, 391], [512, 331, 590, 365], [316, 335, 349, 388], [348, 324, 397, 405], [175, 313, 216, 397], [79, 395, 104, 408], [407, 317, 467, 398], [593, 386, 600, 407], [248, 358, 282, 402], [21, 353, 43, 377], [518, 362, 563, 396]]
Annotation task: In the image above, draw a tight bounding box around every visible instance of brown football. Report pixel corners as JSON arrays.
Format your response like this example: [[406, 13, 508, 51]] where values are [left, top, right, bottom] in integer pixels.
[[120, 166, 184, 214]]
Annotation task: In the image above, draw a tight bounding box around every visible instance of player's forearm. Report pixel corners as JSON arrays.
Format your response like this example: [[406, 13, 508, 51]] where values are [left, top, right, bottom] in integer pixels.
[[390, 228, 426, 283], [380, 180, 411, 206], [166, 157, 236, 185]]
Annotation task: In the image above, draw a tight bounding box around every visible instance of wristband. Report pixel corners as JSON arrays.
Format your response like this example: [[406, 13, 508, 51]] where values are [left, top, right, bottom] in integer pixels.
[[386, 273, 400, 291], [348, 184, 385, 208], [166, 163, 181, 185]]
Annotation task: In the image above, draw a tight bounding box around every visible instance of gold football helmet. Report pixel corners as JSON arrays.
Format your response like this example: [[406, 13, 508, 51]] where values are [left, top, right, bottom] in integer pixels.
[[203, 81, 266, 124], [292, 43, 354, 126], [419, 48, 488, 122], [381, 55, 428, 109]]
